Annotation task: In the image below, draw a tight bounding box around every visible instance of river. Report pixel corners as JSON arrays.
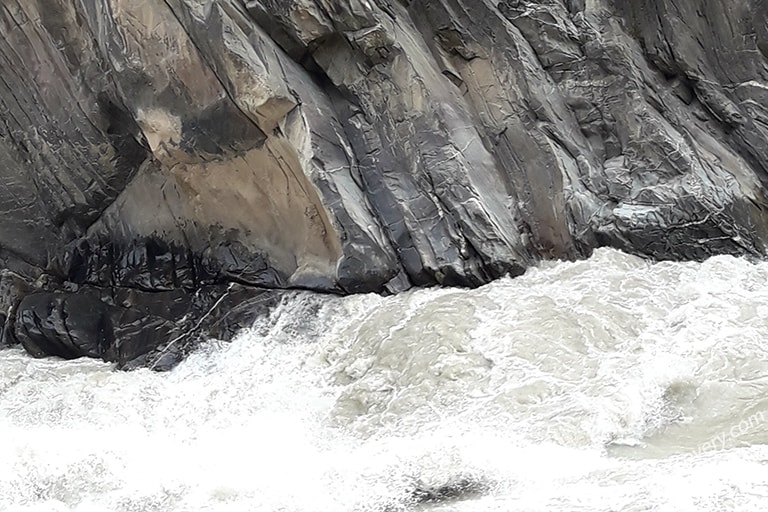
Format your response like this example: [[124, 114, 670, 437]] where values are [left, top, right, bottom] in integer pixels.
[[1, 248, 767, 511]]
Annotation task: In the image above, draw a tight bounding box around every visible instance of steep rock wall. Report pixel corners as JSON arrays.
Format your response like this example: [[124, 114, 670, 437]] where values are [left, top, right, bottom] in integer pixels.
[[0, 0, 766, 367]]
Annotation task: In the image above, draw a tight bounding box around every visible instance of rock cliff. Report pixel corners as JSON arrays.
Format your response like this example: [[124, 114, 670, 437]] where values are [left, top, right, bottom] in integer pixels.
[[1, 0, 767, 367]]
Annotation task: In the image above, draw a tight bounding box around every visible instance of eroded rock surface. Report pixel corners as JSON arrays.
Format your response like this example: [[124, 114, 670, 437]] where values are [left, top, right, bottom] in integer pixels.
[[1, 0, 766, 367]]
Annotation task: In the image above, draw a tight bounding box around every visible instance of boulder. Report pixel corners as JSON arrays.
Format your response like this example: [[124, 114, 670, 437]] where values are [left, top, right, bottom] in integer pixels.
[[14, 284, 283, 370]]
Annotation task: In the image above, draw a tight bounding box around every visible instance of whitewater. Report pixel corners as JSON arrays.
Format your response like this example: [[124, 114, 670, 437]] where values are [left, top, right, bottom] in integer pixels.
[[1, 248, 767, 511]]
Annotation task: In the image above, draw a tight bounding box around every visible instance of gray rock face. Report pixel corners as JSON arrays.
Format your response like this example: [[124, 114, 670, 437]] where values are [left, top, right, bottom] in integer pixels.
[[1, 0, 766, 366]]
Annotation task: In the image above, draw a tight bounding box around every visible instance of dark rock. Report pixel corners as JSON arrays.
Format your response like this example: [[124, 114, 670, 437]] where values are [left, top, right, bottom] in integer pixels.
[[1, 0, 767, 367], [0, 271, 38, 348], [409, 476, 489, 504], [14, 285, 283, 371], [15, 292, 112, 360]]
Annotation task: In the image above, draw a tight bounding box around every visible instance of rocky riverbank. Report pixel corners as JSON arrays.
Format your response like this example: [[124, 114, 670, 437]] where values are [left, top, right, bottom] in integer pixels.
[[1, 0, 766, 367]]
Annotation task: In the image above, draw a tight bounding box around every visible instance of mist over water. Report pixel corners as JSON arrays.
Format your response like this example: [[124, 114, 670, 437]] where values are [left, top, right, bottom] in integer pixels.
[[2, 249, 768, 511]]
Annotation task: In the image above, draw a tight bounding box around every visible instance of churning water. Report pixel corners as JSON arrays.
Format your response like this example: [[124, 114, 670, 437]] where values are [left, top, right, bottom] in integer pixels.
[[1, 248, 768, 511]]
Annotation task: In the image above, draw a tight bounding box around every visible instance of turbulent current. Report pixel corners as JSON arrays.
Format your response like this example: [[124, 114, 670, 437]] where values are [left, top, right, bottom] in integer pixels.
[[2, 249, 768, 511]]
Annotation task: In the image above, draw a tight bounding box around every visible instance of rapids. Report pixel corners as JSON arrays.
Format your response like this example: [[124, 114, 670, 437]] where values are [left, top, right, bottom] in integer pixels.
[[1, 248, 768, 511]]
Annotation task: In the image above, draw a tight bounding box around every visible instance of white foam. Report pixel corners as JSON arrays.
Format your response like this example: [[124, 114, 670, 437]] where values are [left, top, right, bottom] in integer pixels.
[[2, 249, 768, 511]]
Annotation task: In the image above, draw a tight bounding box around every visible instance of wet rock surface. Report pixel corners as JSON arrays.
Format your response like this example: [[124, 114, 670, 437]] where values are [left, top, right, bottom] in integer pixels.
[[1, 0, 766, 367], [13, 284, 284, 371]]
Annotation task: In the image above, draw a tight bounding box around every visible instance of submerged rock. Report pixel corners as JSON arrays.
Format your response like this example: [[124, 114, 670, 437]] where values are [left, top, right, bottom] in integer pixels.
[[0, 0, 766, 366], [409, 477, 490, 505]]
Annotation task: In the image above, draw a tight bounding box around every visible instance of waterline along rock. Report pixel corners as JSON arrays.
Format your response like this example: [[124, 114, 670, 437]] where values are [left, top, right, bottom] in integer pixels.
[[1, 0, 766, 367]]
